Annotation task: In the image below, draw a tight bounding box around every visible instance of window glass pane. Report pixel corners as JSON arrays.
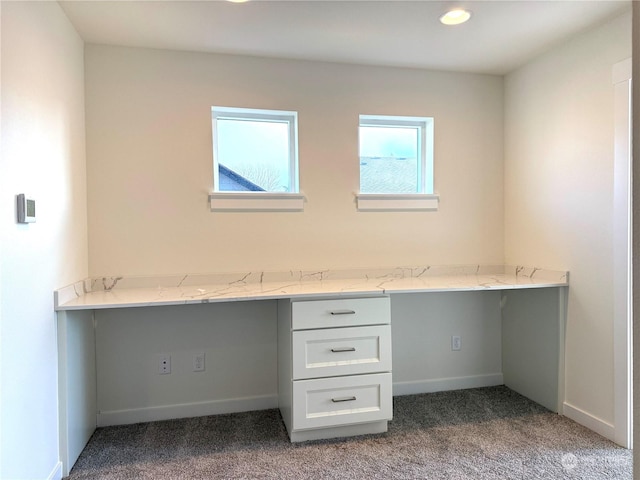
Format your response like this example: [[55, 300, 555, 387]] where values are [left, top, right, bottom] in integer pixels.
[[359, 125, 420, 193], [217, 118, 291, 192]]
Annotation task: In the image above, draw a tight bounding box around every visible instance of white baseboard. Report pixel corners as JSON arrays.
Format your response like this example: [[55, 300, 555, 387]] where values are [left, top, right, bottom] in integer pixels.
[[393, 373, 504, 397], [562, 402, 615, 442], [47, 461, 63, 480], [97, 394, 278, 427]]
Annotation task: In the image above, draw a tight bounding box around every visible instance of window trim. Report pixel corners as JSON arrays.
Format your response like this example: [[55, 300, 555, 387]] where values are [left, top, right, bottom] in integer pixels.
[[212, 106, 299, 194], [356, 193, 439, 212], [209, 192, 305, 212]]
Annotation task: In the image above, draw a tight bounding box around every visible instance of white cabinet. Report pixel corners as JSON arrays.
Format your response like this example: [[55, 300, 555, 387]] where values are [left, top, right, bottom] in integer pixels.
[[278, 297, 392, 442]]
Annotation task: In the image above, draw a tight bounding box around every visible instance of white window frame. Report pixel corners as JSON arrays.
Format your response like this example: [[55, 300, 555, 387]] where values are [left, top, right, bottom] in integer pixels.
[[210, 106, 304, 212], [357, 114, 438, 211]]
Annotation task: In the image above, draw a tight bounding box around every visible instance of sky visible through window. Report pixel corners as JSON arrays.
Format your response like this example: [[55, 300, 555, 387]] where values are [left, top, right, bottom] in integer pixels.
[[359, 125, 419, 193], [217, 118, 291, 192], [359, 126, 418, 158]]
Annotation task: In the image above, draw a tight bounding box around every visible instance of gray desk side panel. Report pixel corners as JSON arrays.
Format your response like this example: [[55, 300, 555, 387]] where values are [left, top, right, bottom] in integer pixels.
[[58, 310, 96, 476], [502, 288, 562, 412]]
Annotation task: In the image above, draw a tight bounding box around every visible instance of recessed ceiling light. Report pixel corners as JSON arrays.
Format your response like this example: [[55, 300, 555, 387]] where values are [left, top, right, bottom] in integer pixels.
[[439, 9, 472, 26], [226, 0, 250, 3]]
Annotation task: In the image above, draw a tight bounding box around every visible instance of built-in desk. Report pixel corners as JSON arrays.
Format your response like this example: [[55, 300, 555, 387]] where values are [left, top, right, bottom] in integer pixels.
[[55, 264, 568, 476]]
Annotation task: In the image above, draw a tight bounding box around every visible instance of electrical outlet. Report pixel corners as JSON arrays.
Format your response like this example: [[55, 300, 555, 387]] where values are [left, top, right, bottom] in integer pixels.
[[451, 336, 461, 351], [193, 352, 205, 372], [158, 354, 171, 374]]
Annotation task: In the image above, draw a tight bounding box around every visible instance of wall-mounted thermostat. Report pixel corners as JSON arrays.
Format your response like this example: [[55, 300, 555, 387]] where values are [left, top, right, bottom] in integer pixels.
[[17, 194, 36, 223]]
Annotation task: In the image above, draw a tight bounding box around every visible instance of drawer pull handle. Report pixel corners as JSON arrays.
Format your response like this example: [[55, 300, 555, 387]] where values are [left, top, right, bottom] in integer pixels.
[[331, 396, 357, 403], [330, 310, 356, 316], [331, 347, 356, 353]]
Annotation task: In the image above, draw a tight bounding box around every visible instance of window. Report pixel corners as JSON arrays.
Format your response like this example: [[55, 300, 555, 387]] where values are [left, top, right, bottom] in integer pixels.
[[357, 115, 438, 211], [213, 107, 298, 192], [210, 107, 303, 211], [359, 115, 433, 194]]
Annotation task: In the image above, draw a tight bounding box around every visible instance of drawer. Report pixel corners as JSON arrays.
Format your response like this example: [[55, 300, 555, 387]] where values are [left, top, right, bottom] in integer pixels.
[[292, 373, 392, 431], [291, 297, 390, 330], [292, 325, 391, 380]]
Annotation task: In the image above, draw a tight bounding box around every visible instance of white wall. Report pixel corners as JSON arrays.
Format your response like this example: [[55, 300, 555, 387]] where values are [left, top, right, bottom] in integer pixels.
[[0, 2, 88, 479], [95, 302, 279, 425], [84, 45, 504, 277], [391, 292, 502, 394], [504, 12, 631, 431], [631, 0, 640, 466]]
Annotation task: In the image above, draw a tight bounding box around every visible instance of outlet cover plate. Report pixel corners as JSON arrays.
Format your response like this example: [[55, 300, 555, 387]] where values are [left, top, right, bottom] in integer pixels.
[[193, 352, 205, 372], [159, 354, 171, 374]]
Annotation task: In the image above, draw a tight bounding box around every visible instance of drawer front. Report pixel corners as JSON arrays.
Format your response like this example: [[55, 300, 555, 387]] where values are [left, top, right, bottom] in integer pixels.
[[292, 373, 392, 431], [292, 325, 391, 380], [291, 297, 390, 330]]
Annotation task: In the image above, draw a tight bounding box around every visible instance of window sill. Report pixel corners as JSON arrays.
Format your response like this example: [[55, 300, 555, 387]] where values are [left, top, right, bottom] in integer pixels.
[[209, 192, 305, 212], [356, 193, 439, 212]]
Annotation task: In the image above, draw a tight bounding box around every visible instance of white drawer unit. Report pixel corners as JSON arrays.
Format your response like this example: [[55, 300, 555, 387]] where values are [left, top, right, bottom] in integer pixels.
[[292, 373, 392, 431], [278, 296, 392, 443], [291, 297, 391, 330], [292, 325, 392, 379]]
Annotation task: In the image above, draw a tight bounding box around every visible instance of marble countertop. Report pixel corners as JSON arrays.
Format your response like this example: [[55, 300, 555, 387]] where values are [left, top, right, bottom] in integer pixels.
[[55, 265, 568, 311]]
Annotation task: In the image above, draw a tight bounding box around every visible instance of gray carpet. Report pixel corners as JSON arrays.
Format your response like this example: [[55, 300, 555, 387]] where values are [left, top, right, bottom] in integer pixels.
[[66, 386, 631, 479]]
